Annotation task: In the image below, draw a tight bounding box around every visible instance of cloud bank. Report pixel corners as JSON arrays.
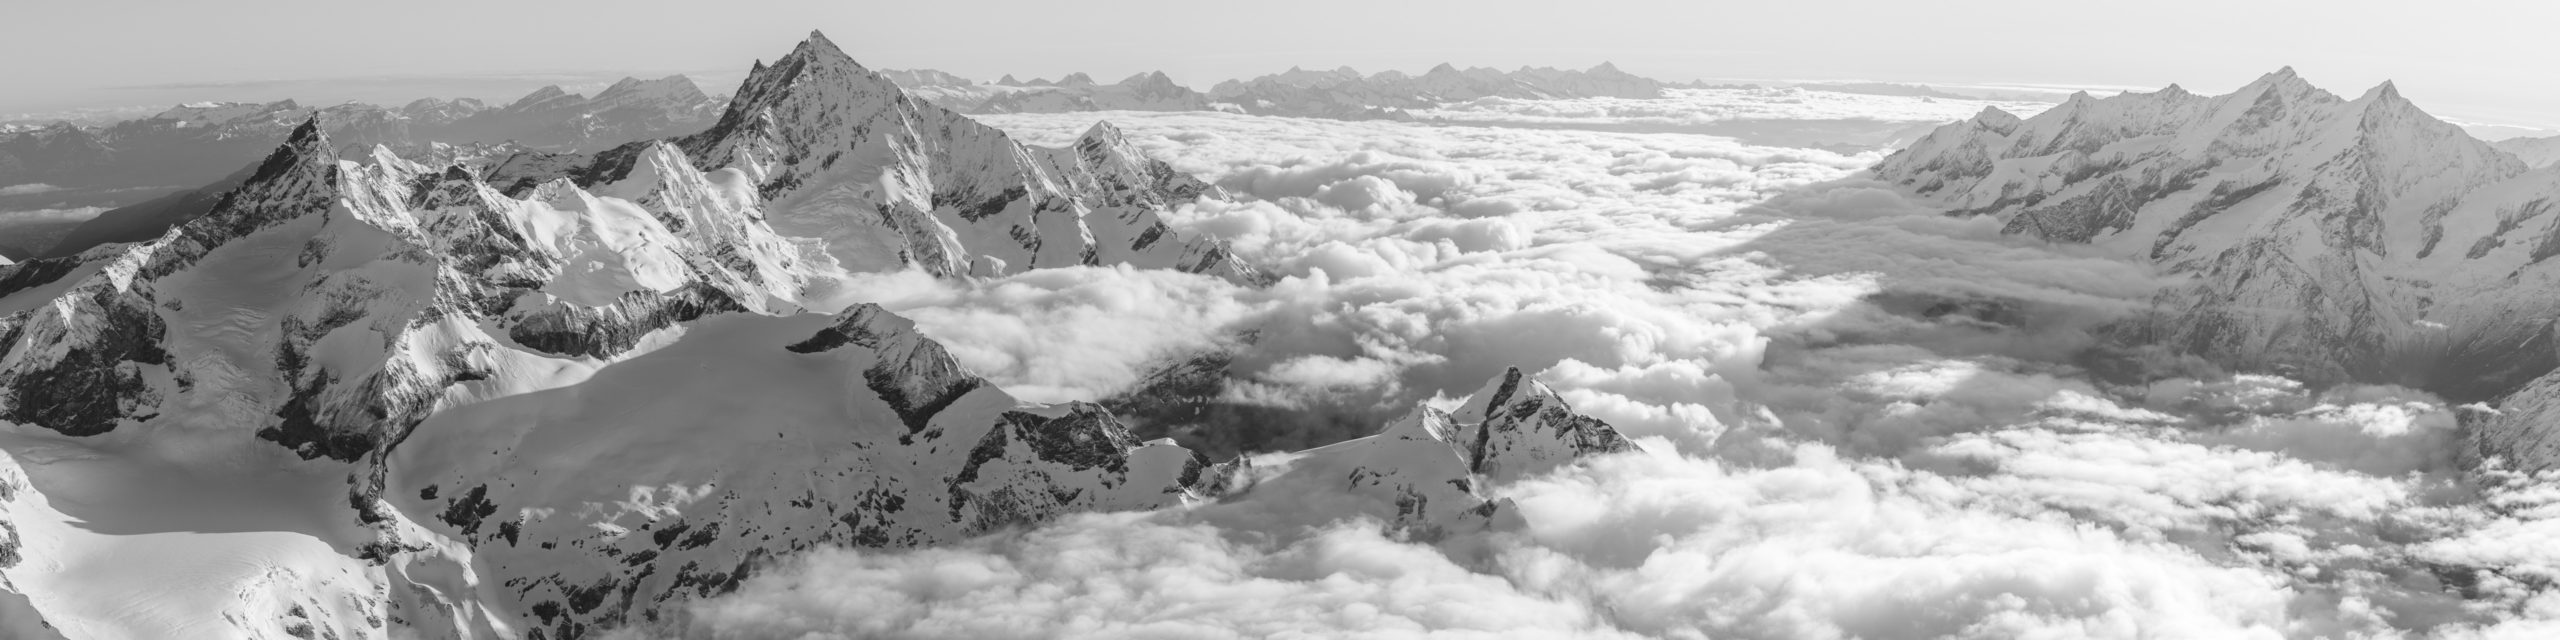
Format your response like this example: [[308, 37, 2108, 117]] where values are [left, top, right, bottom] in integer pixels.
[[653, 109, 2560, 638]]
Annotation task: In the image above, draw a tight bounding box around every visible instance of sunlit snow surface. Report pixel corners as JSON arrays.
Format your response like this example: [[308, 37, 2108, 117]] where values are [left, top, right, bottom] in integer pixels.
[[683, 107, 2560, 638], [7, 85, 2559, 639]]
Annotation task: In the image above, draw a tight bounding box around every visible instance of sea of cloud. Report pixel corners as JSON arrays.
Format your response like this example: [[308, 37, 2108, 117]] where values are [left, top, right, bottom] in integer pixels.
[[656, 107, 2560, 638], [1404, 88, 2056, 150], [1415, 87, 2055, 128]]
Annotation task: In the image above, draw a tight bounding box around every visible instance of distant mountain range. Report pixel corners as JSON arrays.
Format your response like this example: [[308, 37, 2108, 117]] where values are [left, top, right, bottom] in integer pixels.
[[0, 60, 2158, 264], [879, 62, 1702, 119], [0, 76, 719, 189], [0, 78, 724, 260], [2, 32, 1619, 639], [1870, 68, 2560, 475], [0, 61, 1728, 261], [2498, 134, 2560, 168]]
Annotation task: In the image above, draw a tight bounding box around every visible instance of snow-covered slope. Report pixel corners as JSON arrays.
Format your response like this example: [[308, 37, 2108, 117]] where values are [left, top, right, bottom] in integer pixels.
[[1187, 367, 1636, 542], [1871, 68, 2560, 474], [2499, 134, 2560, 169], [0, 117, 1626, 632], [0, 113, 1206, 639], [375, 304, 1230, 638], [520, 32, 1265, 283], [872, 68, 1010, 107], [1877, 68, 2560, 397], [0, 32, 1643, 639]]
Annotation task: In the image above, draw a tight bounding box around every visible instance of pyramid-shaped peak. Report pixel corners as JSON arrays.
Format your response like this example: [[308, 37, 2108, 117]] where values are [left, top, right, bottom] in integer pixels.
[[281, 116, 330, 151], [2244, 66, 2317, 92], [998, 74, 1022, 85], [1589, 61, 1624, 74], [2362, 79, 2402, 101], [2352, 79, 2440, 126], [731, 30, 897, 105], [783, 29, 859, 67], [1427, 62, 1462, 75], [220, 116, 346, 225], [1058, 72, 1096, 87], [799, 30, 840, 53], [1453, 367, 1557, 423], [1079, 120, 1127, 140]]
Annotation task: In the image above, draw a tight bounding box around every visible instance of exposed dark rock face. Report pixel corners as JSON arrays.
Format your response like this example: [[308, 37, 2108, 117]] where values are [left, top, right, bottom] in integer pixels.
[[1456, 367, 1639, 481], [511, 284, 750, 360], [0, 33, 1301, 640]]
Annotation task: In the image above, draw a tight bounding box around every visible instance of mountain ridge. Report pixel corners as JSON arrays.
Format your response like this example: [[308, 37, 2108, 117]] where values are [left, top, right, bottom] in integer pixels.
[[0, 32, 1638, 638], [1872, 66, 2560, 474]]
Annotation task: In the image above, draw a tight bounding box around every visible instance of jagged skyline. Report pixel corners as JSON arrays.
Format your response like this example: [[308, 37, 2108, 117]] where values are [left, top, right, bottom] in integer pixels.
[[6, 0, 2557, 131], [17, 21, 2560, 638]]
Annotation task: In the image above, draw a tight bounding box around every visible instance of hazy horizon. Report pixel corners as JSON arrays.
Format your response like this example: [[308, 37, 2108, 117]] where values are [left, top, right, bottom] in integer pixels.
[[5, 0, 2556, 132]]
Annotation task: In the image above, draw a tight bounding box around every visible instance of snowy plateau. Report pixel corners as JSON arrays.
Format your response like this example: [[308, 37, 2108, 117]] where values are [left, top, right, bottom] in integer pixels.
[[9, 28, 2560, 640]]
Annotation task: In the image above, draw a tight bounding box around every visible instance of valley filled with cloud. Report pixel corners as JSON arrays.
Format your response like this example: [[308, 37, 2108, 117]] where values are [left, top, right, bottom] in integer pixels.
[[627, 105, 2560, 638], [12, 21, 2560, 637]]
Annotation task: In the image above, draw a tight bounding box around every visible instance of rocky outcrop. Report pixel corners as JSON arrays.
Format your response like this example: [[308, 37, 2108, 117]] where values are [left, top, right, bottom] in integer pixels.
[[0, 31, 1287, 639], [1230, 368, 1639, 541], [583, 32, 1267, 283], [378, 302, 1224, 639]]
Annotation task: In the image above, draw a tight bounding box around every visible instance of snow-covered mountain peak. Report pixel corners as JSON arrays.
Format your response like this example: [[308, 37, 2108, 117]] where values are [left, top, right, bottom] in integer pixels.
[[1236, 367, 1637, 541], [1876, 68, 2554, 397], [2362, 79, 2401, 101], [788, 28, 849, 64], [1972, 106, 2024, 133], [609, 32, 1265, 283], [214, 117, 348, 230], [1450, 367, 1640, 481]]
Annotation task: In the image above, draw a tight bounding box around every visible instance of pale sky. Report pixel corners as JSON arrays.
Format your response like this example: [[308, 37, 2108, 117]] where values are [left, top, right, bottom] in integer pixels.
[[5, 0, 2555, 129]]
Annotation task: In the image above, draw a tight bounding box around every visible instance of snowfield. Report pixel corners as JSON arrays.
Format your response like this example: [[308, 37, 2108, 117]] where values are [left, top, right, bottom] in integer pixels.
[[9, 32, 2560, 640]]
